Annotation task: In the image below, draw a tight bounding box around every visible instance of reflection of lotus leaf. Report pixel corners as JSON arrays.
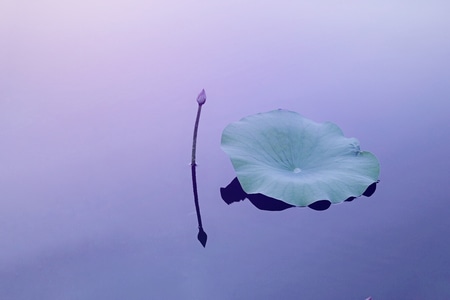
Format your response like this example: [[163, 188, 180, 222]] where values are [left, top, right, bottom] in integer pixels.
[[221, 109, 380, 207]]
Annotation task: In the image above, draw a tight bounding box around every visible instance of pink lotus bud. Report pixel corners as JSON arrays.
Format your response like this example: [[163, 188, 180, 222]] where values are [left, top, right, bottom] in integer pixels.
[[197, 89, 206, 105]]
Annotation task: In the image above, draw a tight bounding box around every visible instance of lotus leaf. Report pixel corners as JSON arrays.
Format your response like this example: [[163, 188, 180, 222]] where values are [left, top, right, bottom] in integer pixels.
[[221, 109, 380, 207]]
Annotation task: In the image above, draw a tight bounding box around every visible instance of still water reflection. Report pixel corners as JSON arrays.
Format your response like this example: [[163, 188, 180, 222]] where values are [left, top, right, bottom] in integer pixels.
[[1, 1, 450, 299]]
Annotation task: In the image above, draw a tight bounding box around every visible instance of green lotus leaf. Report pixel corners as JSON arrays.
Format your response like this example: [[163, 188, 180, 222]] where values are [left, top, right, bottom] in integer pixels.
[[221, 109, 380, 207]]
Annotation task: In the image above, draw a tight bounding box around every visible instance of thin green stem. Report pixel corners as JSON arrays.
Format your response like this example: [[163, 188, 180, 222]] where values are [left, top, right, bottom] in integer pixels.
[[191, 104, 202, 166]]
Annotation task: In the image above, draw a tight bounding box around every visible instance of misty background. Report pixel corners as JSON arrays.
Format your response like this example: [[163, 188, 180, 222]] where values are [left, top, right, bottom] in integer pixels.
[[1, 1, 449, 299]]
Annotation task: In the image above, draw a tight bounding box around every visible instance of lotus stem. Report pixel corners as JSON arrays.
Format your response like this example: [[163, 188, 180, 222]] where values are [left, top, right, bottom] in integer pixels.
[[191, 89, 207, 247], [191, 105, 203, 166]]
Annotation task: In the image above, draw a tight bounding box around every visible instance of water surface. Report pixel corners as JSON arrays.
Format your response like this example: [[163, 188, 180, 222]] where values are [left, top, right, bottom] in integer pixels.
[[1, 1, 449, 299]]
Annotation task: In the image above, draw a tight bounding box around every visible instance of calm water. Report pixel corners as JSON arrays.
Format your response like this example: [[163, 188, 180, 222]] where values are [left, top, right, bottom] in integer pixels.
[[1, 1, 449, 299]]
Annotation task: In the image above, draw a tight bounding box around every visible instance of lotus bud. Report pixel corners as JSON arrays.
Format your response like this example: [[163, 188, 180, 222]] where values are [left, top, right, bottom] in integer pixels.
[[196, 89, 206, 105]]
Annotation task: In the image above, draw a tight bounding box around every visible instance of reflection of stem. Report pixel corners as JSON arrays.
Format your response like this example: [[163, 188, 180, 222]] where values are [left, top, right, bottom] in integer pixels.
[[191, 102, 207, 247]]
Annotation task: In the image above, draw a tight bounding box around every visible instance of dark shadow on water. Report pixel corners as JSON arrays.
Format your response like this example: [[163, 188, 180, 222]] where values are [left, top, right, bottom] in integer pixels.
[[220, 177, 378, 211]]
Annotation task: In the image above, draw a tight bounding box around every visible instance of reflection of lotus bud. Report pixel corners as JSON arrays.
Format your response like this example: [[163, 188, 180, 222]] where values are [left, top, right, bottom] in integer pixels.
[[197, 89, 206, 105]]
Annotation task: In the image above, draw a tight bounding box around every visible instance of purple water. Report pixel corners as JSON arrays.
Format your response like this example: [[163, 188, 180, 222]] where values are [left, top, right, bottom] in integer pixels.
[[1, 1, 449, 299]]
